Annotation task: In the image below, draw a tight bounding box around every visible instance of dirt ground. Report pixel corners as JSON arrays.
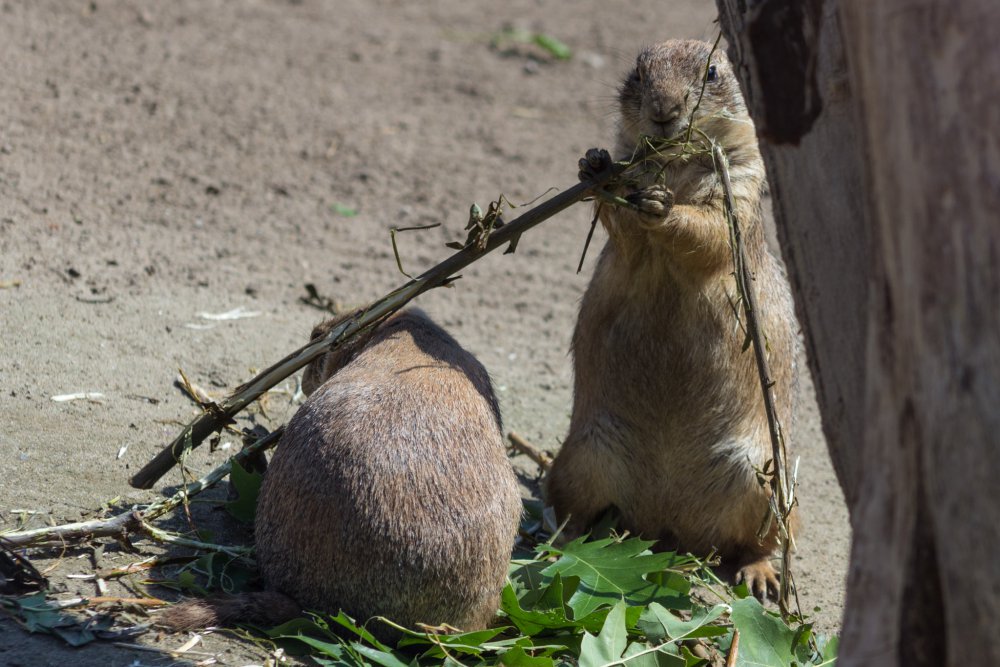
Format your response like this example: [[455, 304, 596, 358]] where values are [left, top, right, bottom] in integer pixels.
[[0, 1, 850, 664]]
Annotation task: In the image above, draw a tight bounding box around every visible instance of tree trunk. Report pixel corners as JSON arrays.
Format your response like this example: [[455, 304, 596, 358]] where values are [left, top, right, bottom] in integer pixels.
[[716, 1, 1000, 665]]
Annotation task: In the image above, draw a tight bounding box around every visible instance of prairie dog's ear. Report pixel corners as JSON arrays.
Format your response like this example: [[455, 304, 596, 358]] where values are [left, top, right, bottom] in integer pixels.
[[301, 310, 356, 396]]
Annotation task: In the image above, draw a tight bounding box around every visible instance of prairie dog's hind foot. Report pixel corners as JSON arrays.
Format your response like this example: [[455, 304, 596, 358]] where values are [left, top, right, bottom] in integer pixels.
[[578, 147, 613, 182], [734, 557, 780, 602]]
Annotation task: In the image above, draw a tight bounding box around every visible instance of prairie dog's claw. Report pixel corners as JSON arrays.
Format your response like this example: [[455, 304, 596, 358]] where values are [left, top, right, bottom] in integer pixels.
[[626, 185, 674, 223], [578, 148, 613, 182], [735, 558, 780, 602]]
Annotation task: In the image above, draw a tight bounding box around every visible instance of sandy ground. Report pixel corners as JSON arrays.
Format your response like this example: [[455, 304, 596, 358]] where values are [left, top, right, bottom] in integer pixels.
[[0, 1, 850, 664]]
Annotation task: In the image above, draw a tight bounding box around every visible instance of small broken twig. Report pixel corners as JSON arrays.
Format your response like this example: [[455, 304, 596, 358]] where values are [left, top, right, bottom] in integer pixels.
[[97, 554, 199, 580], [507, 432, 553, 471], [176, 369, 214, 406]]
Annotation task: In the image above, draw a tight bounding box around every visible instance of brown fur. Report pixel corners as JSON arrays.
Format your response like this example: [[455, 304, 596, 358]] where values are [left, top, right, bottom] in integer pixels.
[[546, 40, 799, 598], [159, 309, 522, 639]]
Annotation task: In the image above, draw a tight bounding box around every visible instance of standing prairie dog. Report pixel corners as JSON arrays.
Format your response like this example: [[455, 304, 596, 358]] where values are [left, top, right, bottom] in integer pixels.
[[546, 40, 799, 598], [159, 309, 522, 640]]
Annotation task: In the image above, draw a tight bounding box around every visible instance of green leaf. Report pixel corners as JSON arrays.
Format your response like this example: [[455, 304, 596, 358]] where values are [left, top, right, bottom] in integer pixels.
[[679, 643, 711, 667], [501, 645, 555, 667], [580, 603, 684, 667], [278, 635, 350, 660], [636, 603, 728, 643], [396, 626, 508, 657], [730, 597, 797, 667], [351, 643, 414, 667], [171, 569, 204, 594], [533, 34, 572, 60], [331, 202, 359, 217], [284, 636, 383, 667], [815, 635, 838, 665], [326, 610, 394, 651], [539, 537, 691, 619], [508, 558, 551, 604], [579, 601, 628, 667], [620, 641, 686, 667], [225, 459, 262, 523], [501, 580, 586, 635], [792, 623, 815, 664]]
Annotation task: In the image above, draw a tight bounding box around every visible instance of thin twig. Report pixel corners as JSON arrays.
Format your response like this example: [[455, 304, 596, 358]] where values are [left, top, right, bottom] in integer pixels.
[[389, 224, 441, 279], [507, 432, 553, 471], [136, 518, 251, 558], [130, 160, 629, 490], [176, 369, 214, 406], [98, 554, 199, 580], [684, 33, 724, 145]]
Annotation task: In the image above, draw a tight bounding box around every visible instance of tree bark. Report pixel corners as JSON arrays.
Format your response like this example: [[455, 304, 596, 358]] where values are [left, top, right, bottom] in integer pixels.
[[716, 1, 1000, 665]]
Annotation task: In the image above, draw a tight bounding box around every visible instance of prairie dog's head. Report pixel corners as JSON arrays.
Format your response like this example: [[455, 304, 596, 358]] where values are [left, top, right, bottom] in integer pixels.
[[300, 308, 432, 396], [616, 40, 752, 154], [300, 308, 374, 396]]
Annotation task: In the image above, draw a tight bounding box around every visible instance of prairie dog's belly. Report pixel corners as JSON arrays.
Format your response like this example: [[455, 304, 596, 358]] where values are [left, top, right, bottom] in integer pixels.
[[574, 255, 752, 442]]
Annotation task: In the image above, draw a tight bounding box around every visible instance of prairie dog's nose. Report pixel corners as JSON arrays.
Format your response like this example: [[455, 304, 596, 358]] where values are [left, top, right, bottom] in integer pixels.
[[649, 100, 683, 125]]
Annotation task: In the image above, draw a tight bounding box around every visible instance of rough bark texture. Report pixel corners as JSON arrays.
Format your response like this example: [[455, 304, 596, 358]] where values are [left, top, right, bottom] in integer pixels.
[[717, 0, 1000, 665]]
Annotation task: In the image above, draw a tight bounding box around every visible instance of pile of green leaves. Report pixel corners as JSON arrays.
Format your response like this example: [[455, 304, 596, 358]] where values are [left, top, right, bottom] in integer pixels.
[[245, 534, 836, 667]]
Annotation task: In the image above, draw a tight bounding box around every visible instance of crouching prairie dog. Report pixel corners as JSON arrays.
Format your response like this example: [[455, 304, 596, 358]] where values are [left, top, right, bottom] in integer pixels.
[[159, 309, 522, 640], [545, 40, 799, 598]]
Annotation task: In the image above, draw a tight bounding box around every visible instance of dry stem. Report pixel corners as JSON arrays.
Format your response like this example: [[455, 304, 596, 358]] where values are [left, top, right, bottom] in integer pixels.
[[712, 143, 796, 615]]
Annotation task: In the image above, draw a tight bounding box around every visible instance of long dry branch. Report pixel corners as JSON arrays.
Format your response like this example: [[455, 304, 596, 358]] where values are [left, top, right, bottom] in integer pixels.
[[713, 144, 795, 614], [129, 160, 626, 490]]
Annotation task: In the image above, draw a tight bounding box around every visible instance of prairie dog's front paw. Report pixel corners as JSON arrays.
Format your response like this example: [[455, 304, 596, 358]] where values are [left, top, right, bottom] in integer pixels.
[[625, 185, 674, 226], [578, 148, 613, 182]]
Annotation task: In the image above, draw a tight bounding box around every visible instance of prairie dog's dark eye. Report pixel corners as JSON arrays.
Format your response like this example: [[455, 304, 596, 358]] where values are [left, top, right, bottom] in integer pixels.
[[706, 64, 718, 82]]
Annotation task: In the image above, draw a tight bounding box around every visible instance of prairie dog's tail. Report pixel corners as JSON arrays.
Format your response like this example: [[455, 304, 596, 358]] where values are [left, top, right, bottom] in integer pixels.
[[156, 591, 301, 632]]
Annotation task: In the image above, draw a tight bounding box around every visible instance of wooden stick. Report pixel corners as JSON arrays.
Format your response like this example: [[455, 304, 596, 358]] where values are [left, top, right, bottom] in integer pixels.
[[59, 596, 169, 609], [507, 431, 553, 471], [129, 161, 626, 490], [725, 629, 740, 667], [0, 511, 142, 550]]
